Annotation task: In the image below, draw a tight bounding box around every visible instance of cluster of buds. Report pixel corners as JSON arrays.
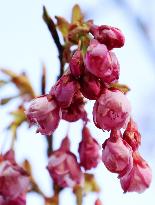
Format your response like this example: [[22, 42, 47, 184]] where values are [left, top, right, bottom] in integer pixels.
[[25, 20, 152, 194], [26, 25, 130, 135], [0, 150, 30, 205], [0, 4, 152, 205], [24, 4, 152, 200], [47, 127, 100, 188], [102, 124, 152, 193], [47, 137, 84, 188]]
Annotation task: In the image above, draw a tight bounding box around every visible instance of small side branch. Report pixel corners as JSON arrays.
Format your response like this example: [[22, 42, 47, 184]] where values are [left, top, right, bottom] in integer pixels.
[[43, 6, 64, 80]]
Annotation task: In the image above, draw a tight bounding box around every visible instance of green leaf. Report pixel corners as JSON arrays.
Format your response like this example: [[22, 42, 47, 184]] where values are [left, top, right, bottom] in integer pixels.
[[55, 16, 70, 38], [80, 35, 90, 55], [10, 107, 26, 125], [0, 96, 18, 105], [68, 26, 89, 44], [84, 173, 100, 194], [0, 68, 35, 98], [0, 80, 8, 87], [0, 68, 17, 78], [110, 83, 130, 94], [73, 185, 83, 205], [72, 4, 83, 24]]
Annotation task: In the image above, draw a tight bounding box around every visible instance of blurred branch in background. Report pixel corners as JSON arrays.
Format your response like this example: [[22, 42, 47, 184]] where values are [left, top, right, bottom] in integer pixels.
[[113, 0, 155, 63]]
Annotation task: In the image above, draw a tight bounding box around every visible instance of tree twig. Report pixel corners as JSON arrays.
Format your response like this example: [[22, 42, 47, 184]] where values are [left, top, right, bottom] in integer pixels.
[[41, 63, 46, 95], [47, 135, 53, 156], [40, 63, 53, 156], [43, 6, 64, 80]]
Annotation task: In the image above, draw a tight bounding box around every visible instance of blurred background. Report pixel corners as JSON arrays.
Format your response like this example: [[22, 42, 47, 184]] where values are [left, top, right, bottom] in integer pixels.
[[0, 0, 155, 205]]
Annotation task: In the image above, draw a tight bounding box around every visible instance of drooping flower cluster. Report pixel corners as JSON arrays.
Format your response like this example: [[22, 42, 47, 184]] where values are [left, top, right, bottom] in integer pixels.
[[26, 20, 152, 194], [26, 24, 130, 135], [0, 150, 30, 205], [102, 120, 152, 193], [0, 4, 152, 205], [78, 126, 100, 170], [47, 137, 84, 188], [120, 119, 152, 193], [120, 151, 152, 193]]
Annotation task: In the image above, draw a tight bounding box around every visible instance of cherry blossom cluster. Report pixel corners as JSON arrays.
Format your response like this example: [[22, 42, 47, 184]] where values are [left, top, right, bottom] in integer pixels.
[[25, 24, 152, 193], [0, 150, 30, 205], [0, 5, 152, 205]]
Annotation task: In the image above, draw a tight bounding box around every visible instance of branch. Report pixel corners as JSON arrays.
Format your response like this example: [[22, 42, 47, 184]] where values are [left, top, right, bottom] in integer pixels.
[[43, 6, 64, 80], [47, 135, 53, 156], [41, 64, 46, 95], [40, 64, 53, 156]]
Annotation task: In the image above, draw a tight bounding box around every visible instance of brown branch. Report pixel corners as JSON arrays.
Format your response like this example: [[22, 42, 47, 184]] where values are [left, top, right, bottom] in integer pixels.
[[47, 135, 53, 156], [43, 6, 65, 156], [43, 6, 64, 80], [41, 63, 46, 95], [40, 63, 53, 156], [30, 180, 45, 197]]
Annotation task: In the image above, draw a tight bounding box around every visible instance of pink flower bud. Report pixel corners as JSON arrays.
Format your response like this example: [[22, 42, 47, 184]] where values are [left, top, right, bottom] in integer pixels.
[[61, 92, 87, 122], [123, 119, 141, 151], [95, 199, 102, 205], [90, 25, 125, 50], [25, 95, 60, 135], [85, 40, 120, 84], [80, 71, 101, 100], [93, 89, 131, 131], [0, 194, 26, 205], [47, 137, 84, 188], [102, 130, 133, 177], [0, 195, 26, 205], [0, 196, 6, 205], [120, 152, 152, 193], [0, 150, 29, 204], [50, 72, 79, 108], [70, 50, 85, 78], [78, 126, 100, 170]]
